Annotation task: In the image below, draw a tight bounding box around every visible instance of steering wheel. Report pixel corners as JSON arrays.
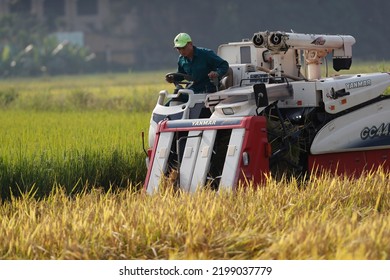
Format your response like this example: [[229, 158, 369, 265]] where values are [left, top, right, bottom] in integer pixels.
[[165, 72, 194, 87]]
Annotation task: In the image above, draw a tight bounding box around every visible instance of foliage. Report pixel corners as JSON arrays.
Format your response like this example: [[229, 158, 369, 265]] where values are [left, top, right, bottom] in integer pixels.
[[0, 14, 96, 77]]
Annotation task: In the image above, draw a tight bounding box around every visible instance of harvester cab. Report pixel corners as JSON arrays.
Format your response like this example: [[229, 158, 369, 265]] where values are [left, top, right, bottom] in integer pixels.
[[144, 31, 390, 194]]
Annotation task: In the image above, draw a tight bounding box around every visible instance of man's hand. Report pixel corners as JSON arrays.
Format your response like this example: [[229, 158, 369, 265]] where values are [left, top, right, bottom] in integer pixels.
[[208, 71, 219, 79]]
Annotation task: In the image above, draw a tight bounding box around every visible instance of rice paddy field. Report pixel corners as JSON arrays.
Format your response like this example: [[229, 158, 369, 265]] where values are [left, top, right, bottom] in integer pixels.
[[0, 71, 167, 198], [0, 63, 389, 260]]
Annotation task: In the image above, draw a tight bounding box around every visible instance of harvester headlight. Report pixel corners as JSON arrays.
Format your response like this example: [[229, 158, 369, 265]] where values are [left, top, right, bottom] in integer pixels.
[[222, 107, 234, 115], [269, 32, 283, 45], [252, 33, 265, 47]]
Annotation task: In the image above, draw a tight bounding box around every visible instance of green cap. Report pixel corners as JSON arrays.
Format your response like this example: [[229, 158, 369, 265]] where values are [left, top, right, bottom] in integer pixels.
[[173, 33, 192, 48]]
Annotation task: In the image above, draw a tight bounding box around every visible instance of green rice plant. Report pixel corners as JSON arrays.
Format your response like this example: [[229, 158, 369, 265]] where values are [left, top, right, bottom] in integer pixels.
[[0, 88, 19, 107], [321, 60, 390, 78], [0, 71, 178, 199], [0, 71, 175, 112], [0, 110, 150, 199]]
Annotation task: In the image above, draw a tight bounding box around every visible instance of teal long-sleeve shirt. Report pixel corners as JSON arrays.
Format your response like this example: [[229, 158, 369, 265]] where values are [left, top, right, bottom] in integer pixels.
[[177, 46, 229, 93]]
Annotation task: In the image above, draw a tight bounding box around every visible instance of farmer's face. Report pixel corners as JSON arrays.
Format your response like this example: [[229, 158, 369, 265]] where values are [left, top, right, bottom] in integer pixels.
[[176, 42, 193, 58]]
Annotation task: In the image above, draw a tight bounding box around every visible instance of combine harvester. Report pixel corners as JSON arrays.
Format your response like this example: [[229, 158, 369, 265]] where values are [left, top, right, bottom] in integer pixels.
[[144, 31, 390, 193]]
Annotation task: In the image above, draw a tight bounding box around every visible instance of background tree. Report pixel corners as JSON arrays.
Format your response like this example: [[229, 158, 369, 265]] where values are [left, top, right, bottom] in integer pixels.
[[0, 14, 96, 77]]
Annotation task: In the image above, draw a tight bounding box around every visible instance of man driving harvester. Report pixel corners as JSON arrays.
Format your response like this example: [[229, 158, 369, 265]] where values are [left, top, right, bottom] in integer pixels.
[[166, 32, 229, 94]]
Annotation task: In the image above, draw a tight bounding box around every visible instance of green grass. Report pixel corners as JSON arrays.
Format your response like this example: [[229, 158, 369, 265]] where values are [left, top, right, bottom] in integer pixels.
[[0, 70, 177, 199], [0, 110, 150, 198], [0, 71, 174, 112], [324, 60, 390, 76]]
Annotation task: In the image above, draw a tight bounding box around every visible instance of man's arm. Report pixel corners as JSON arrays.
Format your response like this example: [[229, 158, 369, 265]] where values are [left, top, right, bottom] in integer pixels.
[[207, 50, 229, 78]]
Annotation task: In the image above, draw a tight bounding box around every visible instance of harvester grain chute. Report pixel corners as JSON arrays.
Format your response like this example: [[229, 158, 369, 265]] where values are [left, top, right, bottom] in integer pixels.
[[144, 31, 390, 193]]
